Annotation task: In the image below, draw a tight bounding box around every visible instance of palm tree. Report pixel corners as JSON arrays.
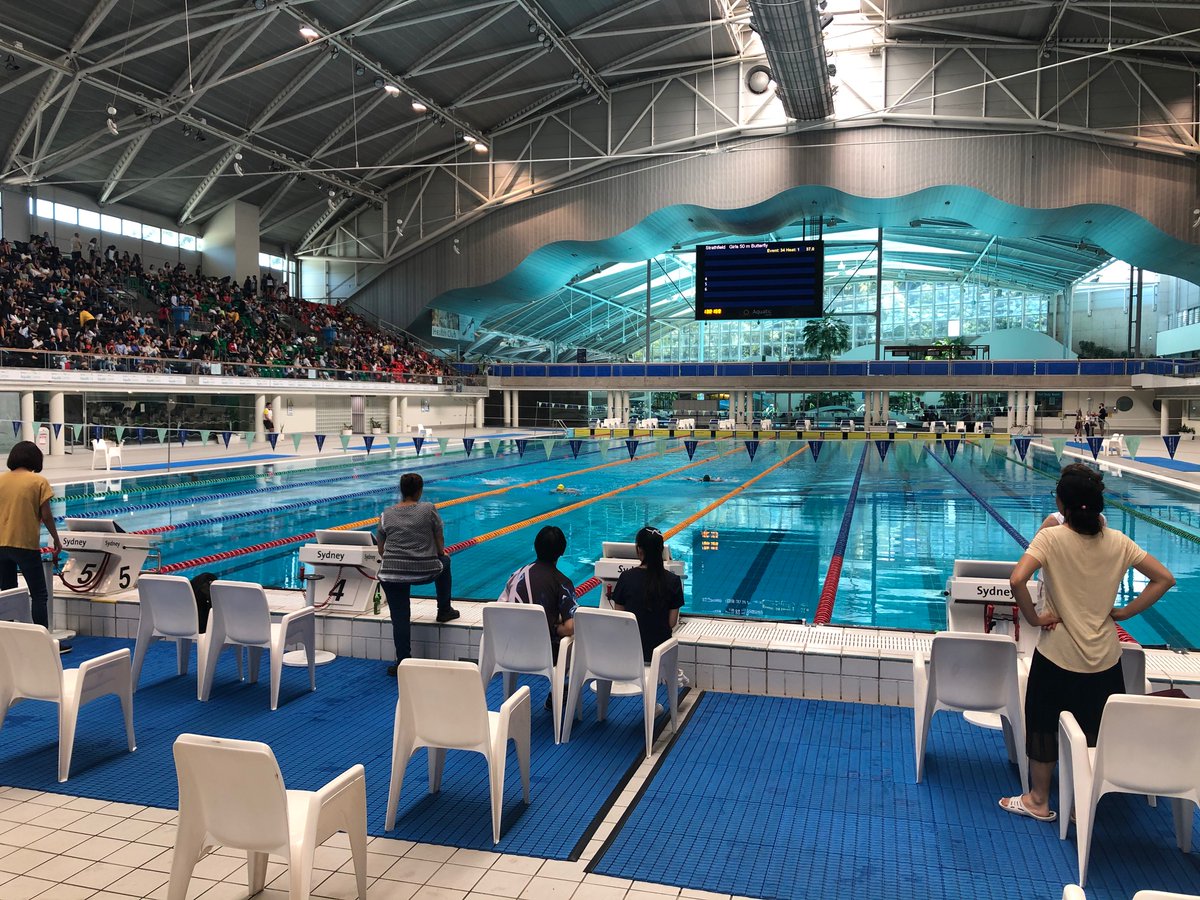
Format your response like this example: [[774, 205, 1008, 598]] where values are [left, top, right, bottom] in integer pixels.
[[801, 317, 851, 360]]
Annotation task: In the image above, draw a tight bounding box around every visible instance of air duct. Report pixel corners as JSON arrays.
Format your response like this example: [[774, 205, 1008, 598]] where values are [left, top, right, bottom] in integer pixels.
[[750, 0, 833, 120]]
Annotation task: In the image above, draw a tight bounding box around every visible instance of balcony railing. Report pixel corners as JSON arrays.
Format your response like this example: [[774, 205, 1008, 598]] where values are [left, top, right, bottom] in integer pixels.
[[0, 348, 486, 388], [489, 358, 1200, 379]]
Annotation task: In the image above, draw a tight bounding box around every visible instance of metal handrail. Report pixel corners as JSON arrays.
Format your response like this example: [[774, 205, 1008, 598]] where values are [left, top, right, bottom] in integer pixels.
[[0, 348, 487, 388]]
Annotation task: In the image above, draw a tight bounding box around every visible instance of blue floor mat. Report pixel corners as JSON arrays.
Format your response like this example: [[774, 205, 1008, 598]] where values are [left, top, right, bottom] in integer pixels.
[[1132, 456, 1200, 473], [0, 637, 660, 858], [115, 453, 295, 471], [593, 693, 1200, 900]]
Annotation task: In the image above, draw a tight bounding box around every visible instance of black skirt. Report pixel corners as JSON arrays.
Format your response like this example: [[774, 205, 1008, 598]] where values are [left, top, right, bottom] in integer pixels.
[[1024, 649, 1125, 763]]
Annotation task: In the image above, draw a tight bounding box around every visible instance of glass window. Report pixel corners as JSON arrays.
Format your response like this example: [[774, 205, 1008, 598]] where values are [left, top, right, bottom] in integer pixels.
[[101, 214, 122, 234], [179, 233, 197, 251], [195, 237, 204, 252], [269, 255, 284, 271], [141, 224, 160, 242], [54, 203, 77, 225], [160, 229, 179, 247], [36, 198, 54, 219], [122, 219, 141, 238], [78, 208, 100, 229]]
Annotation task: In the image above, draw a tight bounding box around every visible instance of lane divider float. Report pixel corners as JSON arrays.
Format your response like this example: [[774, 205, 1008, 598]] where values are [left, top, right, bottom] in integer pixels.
[[813, 444, 869, 625]]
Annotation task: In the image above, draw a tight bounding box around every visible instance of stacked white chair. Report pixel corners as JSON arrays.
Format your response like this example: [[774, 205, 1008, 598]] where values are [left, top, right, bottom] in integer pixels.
[[133, 574, 211, 696], [90, 438, 124, 470], [385, 659, 531, 844], [561, 607, 680, 760], [0, 621, 136, 782], [479, 602, 573, 743], [199, 580, 315, 710], [1063, 886, 1200, 899], [913, 631, 1027, 789], [1059, 694, 1200, 887], [0, 586, 33, 623], [170, 733, 367, 900]]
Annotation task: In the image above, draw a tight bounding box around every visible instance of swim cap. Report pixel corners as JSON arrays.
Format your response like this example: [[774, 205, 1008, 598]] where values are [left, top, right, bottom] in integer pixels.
[[556, 484, 565, 491]]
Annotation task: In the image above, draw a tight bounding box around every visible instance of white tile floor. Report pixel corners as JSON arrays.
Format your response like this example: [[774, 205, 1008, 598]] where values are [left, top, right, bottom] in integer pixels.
[[0, 692, 738, 900]]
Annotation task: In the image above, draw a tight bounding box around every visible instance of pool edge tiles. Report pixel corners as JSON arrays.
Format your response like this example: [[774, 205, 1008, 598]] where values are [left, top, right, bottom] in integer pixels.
[[56, 594, 1200, 709]]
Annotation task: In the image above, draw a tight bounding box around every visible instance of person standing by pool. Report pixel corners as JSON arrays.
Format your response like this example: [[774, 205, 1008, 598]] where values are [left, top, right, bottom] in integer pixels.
[[1073, 408, 1083, 440], [0, 442, 63, 643], [376, 472, 459, 676], [999, 466, 1175, 822], [611, 526, 684, 662]]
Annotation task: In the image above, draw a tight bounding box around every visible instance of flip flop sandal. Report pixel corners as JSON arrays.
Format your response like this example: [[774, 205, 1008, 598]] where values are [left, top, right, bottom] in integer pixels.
[[999, 796, 1057, 822]]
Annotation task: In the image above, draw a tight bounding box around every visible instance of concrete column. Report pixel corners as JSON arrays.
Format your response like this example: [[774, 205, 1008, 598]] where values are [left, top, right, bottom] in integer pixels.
[[49, 392, 65, 456], [1160, 397, 1170, 434], [20, 392, 34, 442], [1026, 391, 1037, 432], [388, 396, 399, 433], [400, 396, 409, 433], [1007, 391, 1017, 429], [882, 391, 890, 425], [272, 394, 284, 435], [254, 394, 266, 442], [475, 397, 485, 428], [605, 390, 612, 420]]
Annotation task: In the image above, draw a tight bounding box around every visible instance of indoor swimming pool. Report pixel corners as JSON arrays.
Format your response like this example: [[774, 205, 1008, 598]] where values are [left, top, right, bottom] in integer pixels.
[[54, 438, 1200, 648]]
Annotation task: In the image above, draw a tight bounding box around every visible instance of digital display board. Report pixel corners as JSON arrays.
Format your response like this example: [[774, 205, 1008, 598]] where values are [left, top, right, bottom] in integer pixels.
[[695, 240, 824, 320]]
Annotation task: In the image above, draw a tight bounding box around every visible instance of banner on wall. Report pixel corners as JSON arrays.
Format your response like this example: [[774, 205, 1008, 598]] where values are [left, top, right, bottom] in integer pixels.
[[430, 308, 479, 341]]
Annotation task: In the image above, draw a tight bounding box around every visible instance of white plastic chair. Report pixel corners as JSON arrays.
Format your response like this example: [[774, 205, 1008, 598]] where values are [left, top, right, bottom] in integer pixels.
[[199, 580, 315, 710], [1060, 694, 1200, 886], [1062, 888, 1200, 900], [170, 733, 367, 900], [954, 420, 967, 433], [1120, 643, 1150, 695], [913, 631, 1027, 789], [0, 586, 33, 623], [560, 607, 680, 760], [90, 438, 123, 470], [385, 659, 531, 844], [133, 574, 211, 696], [0, 621, 136, 782], [479, 602, 573, 744]]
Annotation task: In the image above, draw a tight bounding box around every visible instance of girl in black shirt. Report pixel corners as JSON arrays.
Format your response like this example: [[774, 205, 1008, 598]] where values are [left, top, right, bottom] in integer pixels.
[[612, 526, 684, 662]]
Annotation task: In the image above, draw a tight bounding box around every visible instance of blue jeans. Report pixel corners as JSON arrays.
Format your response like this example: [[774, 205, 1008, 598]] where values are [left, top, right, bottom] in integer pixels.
[[383, 554, 453, 663], [0, 546, 49, 628]]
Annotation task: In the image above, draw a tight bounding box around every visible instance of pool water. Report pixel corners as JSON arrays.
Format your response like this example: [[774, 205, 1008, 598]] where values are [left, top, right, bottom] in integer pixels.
[[57, 438, 1200, 648]]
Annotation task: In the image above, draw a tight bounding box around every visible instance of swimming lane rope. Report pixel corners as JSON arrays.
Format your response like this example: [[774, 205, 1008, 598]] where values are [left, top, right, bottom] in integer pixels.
[[813, 444, 869, 625]]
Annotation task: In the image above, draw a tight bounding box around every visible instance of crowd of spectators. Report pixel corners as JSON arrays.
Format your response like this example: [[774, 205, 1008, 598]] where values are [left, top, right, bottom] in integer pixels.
[[0, 232, 459, 382]]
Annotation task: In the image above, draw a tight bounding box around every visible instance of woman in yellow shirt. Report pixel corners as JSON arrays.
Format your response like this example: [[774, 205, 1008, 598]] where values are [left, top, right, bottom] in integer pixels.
[[0, 441, 62, 637], [1000, 466, 1174, 822]]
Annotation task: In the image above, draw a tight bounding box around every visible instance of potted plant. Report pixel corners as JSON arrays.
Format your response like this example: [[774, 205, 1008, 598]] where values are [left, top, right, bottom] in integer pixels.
[[369, 417, 383, 435], [1180, 423, 1195, 440], [341, 422, 353, 436]]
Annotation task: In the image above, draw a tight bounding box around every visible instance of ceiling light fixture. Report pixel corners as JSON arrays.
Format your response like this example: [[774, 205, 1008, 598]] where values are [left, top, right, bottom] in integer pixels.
[[411, 99, 427, 113], [354, 63, 365, 76], [473, 141, 487, 153], [299, 25, 320, 42], [463, 133, 475, 144], [383, 83, 401, 96], [252, 0, 267, 9], [106, 118, 119, 136], [452, 238, 461, 256]]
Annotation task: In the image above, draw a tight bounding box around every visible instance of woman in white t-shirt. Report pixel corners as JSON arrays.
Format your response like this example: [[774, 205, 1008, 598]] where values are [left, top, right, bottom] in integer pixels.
[[999, 466, 1174, 823]]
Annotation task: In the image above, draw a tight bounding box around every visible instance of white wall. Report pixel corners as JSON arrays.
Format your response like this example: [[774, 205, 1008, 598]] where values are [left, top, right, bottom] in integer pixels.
[[202, 200, 260, 284], [300, 258, 361, 304]]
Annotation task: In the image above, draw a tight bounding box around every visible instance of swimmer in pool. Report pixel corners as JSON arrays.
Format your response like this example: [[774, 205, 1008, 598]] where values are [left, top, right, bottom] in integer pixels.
[[684, 474, 724, 483], [552, 483, 581, 495], [480, 477, 514, 486]]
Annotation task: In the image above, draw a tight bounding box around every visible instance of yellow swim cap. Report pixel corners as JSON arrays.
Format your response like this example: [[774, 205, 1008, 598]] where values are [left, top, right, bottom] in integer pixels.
[[556, 484, 565, 491]]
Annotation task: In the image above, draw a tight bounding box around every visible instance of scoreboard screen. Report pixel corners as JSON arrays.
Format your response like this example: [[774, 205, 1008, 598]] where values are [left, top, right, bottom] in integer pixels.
[[695, 240, 824, 320]]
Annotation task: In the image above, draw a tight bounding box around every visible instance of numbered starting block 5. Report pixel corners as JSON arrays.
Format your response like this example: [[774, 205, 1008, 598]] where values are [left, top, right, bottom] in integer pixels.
[[299, 530, 380, 613], [59, 519, 156, 596]]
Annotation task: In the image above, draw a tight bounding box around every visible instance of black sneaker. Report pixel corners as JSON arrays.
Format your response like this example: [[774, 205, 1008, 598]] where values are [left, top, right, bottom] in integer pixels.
[[436, 608, 460, 624], [386, 662, 398, 676], [58, 641, 73, 655]]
